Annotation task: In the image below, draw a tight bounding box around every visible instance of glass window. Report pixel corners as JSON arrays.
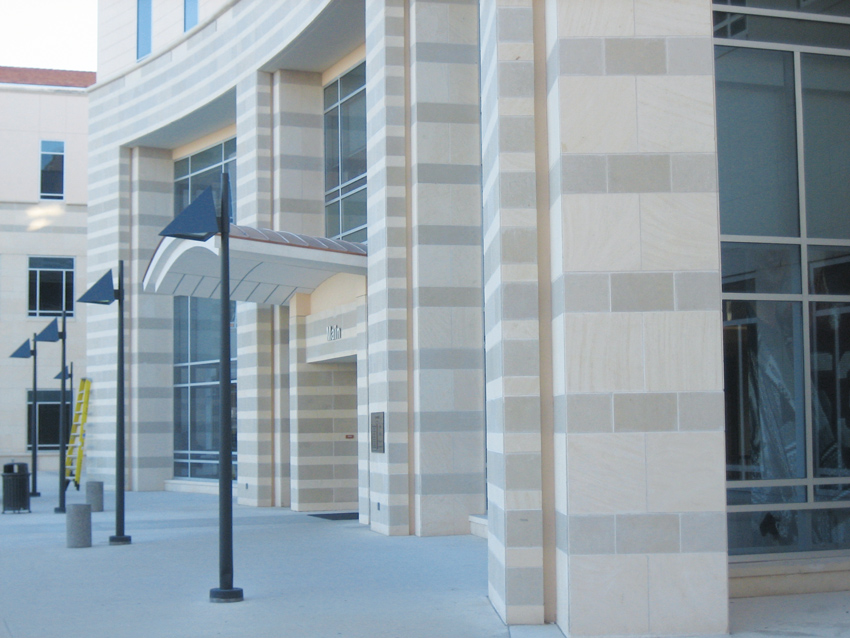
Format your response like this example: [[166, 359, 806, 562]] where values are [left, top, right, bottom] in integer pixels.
[[26, 390, 70, 450], [40, 140, 64, 200], [717, 15, 850, 557], [723, 300, 806, 482], [28, 257, 74, 317], [715, 47, 799, 237], [171, 140, 238, 481], [324, 62, 367, 242], [721, 243, 801, 294], [184, 0, 198, 31], [803, 54, 850, 239], [137, 0, 152, 59]]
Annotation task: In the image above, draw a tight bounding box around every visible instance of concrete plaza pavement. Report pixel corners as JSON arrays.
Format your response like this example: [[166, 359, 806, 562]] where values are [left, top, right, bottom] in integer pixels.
[[2, 473, 850, 638]]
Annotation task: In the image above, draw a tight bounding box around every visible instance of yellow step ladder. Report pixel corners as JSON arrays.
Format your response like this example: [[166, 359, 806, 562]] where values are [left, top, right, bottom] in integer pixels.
[[65, 378, 91, 491]]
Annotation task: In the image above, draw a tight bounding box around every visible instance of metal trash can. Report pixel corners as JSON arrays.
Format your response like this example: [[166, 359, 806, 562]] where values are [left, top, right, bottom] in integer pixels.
[[2, 462, 31, 513]]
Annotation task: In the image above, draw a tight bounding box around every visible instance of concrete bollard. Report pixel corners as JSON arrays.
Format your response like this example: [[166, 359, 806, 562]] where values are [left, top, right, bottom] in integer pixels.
[[67, 504, 92, 548], [85, 481, 104, 512]]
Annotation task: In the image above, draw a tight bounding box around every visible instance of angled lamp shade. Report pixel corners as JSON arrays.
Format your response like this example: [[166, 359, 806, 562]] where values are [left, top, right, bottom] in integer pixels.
[[78, 270, 116, 305], [10, 339, 32, 359], [160, 186, 220, 241], [36, 319, 60, 343]]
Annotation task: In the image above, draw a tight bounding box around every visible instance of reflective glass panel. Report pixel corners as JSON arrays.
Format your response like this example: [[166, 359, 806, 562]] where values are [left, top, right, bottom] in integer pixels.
[[174, 386, 189, 450], [174, 157, 189, 179], [190, 145, 222, 174], [715, 47, 800, 237], [811, 301, 850, 477], [325, 106, 340, 191], [727, 485, 806, 505], [342, 188, 367, 234], [809, 245, 850, 295], [340, 90, 367, 184], [715, 0, 850, 18], [174, 179, 190, 218], [803, 54, 850, 239], [815, 484, 850, 501], [340, 62, 366, 100], [721, 242, 801, 293], [724, 300, 806, 480], [325, 200, 340, 238], [190, 385, 219, 452], [173, 297, 189, 364], [714, 12, 850, 48], [189, 297, 221, 362]]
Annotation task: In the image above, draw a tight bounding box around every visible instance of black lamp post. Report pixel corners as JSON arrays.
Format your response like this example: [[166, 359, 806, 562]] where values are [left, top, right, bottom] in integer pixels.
[[31, 317, 67, 513], [159, 174, 241, 603], [78, 261, 131, 545], [11, 335, 41, 496]]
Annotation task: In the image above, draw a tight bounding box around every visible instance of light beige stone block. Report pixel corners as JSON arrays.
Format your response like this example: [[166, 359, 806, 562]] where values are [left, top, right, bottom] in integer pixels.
[[644, 310, 723, 392], [640, 193, 720, 271], [560, 76, 637, 154], [648, 553, 728, 634], [568, 433, 647, 514], [635, 0, 713, 37], [646, 432, 726, 512], [569, 554, 649, 635], [559, 0, 636, 37], [562, 194, 641, 272], [637, 76, 717, 153], [564, 313, 645, 393]]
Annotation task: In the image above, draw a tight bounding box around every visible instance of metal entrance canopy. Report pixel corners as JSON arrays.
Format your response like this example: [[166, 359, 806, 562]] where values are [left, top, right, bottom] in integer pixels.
[[143, 224, 367, 305]]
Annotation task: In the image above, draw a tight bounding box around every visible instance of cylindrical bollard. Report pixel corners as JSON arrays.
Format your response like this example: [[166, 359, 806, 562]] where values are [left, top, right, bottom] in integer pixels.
[[67, 504, 92, 548], [85, 481, 104, 512]]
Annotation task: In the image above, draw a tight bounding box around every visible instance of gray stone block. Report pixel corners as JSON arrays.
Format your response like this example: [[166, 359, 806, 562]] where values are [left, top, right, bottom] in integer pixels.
[[86, 481, 104, 512], [67, 504, 92, 548]]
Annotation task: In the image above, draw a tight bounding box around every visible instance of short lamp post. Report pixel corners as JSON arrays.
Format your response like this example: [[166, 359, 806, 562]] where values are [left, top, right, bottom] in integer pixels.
[[78, 261, 131, 545], [11, 334, 42, 497], [159, 174, 242, 603]]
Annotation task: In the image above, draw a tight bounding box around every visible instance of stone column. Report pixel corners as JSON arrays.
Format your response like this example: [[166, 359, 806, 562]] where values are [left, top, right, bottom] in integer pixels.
[[365, 0, 412, 536], [547, 1, 728, 635], [407, 0, 487, 538], [235, 71, 276, 506]]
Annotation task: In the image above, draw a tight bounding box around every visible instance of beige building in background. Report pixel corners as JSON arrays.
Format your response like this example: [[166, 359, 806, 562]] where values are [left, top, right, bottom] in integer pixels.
[[0, 66, 93, 472], [80, 0, 850, 636]]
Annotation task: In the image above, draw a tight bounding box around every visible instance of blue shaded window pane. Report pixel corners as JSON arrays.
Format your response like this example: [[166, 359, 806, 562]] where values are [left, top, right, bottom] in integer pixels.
[[715, 46, 799, 237], [137, 0, 152, 59], [340, 62, 366, 100], [803, 54, 850, 239], [721, 243, 801, 294], [727, 486, 806, 506], [724, 300, 806, 481], [340, 90, 367, 185], [41, 140, 64, 153], [184, 0, 198, 31], [341, 187, 367, 234], [809, 246, 850, 295], [714, 12, 850, 49], [325, 106, 340, 191], [811, 302, 850, 478]]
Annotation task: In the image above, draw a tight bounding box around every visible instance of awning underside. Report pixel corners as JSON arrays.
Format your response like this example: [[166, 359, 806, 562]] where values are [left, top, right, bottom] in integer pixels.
[[142, 225, 367, 305]]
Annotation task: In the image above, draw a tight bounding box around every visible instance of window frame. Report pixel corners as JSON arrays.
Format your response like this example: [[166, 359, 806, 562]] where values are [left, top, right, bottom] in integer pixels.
[[28, 256, 74, 318], [40, 140, 64, 201]]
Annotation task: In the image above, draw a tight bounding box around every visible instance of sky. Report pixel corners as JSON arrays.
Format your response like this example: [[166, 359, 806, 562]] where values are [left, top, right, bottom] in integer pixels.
[[0, 0, 97, 72]]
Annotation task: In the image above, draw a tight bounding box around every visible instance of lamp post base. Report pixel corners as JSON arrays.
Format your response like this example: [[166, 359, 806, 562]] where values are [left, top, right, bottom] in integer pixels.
[[210, 587, 243, 603], [109, 535, 132, 545], [54, 507, 65, 514], [30, 491, 40, 497]]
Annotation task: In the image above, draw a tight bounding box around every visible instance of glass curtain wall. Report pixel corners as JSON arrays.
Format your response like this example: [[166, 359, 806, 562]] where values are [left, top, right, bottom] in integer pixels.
[[324, 62, 367, 242], [715, 2, 850, 555], [172, 139, 237, 480]]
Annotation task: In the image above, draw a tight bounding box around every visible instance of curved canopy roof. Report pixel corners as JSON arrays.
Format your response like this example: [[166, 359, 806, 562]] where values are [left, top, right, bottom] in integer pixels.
[[142, 225, 367, 306]]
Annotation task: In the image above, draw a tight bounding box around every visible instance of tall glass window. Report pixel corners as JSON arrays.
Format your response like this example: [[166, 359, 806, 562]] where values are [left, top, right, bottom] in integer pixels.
[[716, 3, 850, 556], [324, 62, 367, 242], [137, 0, 152, 59], [28, 257, 74, 317], [40, 141, 64, 200], [172, 139, 237, 480], [184, 0, 198, 31]]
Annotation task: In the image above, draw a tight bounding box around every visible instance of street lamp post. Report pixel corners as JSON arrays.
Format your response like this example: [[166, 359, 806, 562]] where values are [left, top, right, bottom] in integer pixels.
[[159, 174, 242, 603], [78, 261, 131, 545], [11, 335, 40, 496]]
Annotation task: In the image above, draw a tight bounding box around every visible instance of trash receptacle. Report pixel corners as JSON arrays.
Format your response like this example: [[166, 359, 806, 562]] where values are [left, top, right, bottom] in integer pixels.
[[2, 462, 30, 513]]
